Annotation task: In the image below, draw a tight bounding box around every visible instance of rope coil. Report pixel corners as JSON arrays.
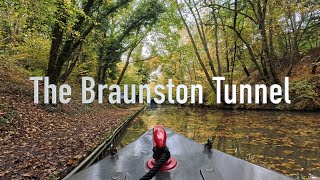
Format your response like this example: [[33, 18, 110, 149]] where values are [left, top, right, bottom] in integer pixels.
[[140, 153, 167, 180]]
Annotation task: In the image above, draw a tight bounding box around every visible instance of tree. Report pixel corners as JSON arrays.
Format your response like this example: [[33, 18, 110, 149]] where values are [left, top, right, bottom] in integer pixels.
[[47, 0, 131, 84], [176, 0, 217, 93], [95, 0, 165, 85]]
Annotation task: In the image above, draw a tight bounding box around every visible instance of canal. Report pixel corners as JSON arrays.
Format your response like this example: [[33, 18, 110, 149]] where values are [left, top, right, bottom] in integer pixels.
[[119, 106, 320, 178]]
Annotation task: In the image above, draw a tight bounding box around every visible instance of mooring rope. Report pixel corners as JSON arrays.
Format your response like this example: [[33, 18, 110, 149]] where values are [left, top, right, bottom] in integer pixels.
[[140, 153, 167, 180]]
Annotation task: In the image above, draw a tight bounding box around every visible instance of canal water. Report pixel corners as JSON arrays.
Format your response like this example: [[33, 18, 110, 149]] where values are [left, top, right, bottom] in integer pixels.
[[119, 106, 320, 178]]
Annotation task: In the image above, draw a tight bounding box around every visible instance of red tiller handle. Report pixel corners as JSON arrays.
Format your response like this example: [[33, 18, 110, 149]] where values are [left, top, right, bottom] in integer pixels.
[[153, 125, 166, 148]]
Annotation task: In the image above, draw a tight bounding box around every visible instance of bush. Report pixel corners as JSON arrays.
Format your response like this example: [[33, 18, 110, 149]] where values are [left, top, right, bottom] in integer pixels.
[[290, 80, 319, 110]]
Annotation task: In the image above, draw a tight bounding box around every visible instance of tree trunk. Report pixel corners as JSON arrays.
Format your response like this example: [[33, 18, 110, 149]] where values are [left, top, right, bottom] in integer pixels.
[[117, 46, 135, 85], [177, 0, 216, 93], [59, 44, 82, 84], [100, 64, 108, 85], [242, 63, 250, 77], [186, 0, 217, 77], [256, 0, 279, 84], [212, 10, 222, 76], [47, 2, 67, 84], [230, 0, 238, 86], [59, 60, 77, 84], [227, 25, 267, 82]]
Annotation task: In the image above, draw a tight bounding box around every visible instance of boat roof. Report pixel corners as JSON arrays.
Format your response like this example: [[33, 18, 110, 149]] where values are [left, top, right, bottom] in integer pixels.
[[67, 128, 293, 180]]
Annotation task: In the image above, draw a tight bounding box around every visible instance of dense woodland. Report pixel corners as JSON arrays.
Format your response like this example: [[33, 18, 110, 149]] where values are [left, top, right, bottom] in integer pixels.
[[0, 1, 320, 179], [0, 0, 319, 109]]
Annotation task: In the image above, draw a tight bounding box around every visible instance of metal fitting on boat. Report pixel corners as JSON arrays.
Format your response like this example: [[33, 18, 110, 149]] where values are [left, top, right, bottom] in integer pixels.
[[147, 125, 177, 171], [204, 138, 213, 150]]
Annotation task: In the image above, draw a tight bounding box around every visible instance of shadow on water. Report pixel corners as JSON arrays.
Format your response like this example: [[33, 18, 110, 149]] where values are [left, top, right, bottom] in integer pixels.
[[119, 105, 320, 178]]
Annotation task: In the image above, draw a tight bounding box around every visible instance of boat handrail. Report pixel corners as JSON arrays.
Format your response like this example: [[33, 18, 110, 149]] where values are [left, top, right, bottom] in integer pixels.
[[63, 105, 146, 179]]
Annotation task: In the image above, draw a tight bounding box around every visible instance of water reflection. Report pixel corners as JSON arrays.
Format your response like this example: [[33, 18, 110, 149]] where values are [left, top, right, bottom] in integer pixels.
[[120, 106, 320, 178]]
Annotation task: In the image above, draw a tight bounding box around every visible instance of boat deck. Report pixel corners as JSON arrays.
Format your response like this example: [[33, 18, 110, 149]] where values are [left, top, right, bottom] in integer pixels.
[[67, 128, 293, 180]]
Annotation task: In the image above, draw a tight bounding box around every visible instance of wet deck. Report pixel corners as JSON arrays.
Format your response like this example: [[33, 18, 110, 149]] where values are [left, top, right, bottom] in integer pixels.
[[67, 128, 293, 180]]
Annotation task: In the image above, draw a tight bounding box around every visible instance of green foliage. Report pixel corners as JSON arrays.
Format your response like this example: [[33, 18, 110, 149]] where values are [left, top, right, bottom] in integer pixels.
[[120, 64, 143, 85], [0, 0, 56, 77], [0, 0, 56, 49], [95, 0, 167, 83], [289, 80, 319, 110], [290, 80, 318, 100], [1, 0, 319, 109], [10, 34, 50, 76], [205, 91, 217, 106]]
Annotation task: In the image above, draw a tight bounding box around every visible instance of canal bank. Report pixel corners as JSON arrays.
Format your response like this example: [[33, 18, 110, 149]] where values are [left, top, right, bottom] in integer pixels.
[[63, 105, 146, 179]]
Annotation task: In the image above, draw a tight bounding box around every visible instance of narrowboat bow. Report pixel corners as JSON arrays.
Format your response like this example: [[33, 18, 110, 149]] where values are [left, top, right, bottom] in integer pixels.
[[67, 125, 293, 180]]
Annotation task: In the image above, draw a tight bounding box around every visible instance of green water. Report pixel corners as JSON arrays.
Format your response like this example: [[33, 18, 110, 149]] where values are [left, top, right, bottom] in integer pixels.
[[119, 106, 320, 178]]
